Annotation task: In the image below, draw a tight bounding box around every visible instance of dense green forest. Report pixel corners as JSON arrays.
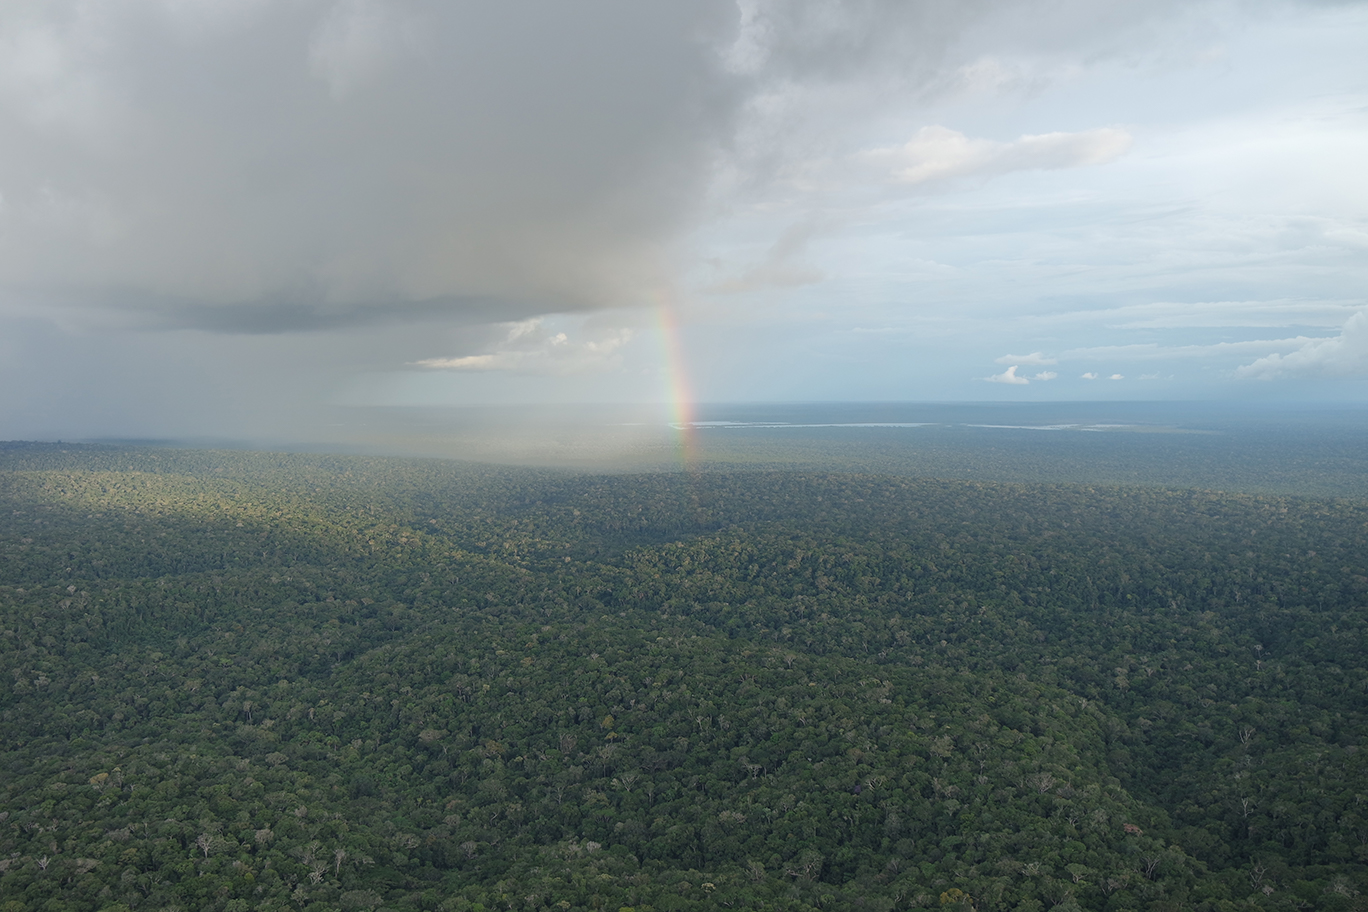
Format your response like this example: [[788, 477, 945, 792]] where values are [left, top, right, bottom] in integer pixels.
[[2, 442, 1366, 912]]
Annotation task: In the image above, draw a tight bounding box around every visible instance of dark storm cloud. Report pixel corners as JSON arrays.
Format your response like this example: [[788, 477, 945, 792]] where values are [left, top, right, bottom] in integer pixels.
[[132, 294, 518, 335], [0, 1, 743, 327], [0, 0, 1211, 334]]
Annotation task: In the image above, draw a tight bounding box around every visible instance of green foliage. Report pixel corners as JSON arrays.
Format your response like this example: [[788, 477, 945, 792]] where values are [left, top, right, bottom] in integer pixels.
[[1, 443, 1366, 911]]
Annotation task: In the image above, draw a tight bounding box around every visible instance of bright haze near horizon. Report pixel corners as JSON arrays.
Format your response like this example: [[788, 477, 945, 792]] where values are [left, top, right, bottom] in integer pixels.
[[1, 0, 1366, 446]]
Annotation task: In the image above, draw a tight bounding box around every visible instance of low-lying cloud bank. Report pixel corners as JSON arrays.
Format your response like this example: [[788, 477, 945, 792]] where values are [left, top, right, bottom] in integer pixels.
[[1236, 311, 1368, 380]]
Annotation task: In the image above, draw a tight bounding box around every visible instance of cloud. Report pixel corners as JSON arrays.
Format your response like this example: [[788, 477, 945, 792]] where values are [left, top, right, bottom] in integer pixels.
[[1234, 310, 1368, 379], [995, 351, 1056, 366], [1081, 372, 1099, 379], [1064, 337, 1330, 361], [862, 125, 1131, 186], [0, 2, 741, 329], [1109, 373, 1124, 380], [116, 293, 515, 335], [986, 364, 1030, 384], [0, 0, 1159, 339], [0, 0, 1162, 337], [707, 219, 827, 294], [1032, 371, 1058, 381], [415, 354, 499, 371], [3, 0, 1362, 439], [1033, 299, 1363, 330], [308, 0, 419, 99], [413, 318, 633, 374]]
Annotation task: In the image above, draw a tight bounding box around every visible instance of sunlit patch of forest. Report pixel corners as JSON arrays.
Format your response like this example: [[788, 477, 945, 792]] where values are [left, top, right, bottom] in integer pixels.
[[1, 442, 1366, 912]]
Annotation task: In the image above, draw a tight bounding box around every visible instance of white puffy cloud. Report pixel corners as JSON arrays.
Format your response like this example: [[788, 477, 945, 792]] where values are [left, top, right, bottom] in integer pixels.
[[986, 364, 1030, 384], [1081, 372, 1099, 379], [1235, 309, 1368, 379], [1032, 371, 1058, 380]]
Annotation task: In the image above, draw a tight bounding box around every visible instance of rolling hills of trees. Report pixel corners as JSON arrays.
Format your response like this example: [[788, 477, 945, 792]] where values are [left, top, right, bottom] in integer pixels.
[[1, 442, 1366, 912]]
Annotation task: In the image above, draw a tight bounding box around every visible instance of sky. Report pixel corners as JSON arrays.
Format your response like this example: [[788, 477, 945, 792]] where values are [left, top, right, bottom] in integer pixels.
[[1, 0, 1366, 442]]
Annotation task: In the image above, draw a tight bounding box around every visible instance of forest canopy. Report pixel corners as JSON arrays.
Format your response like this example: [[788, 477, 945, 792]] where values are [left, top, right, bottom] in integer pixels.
[[1, 441, 1366, 912]]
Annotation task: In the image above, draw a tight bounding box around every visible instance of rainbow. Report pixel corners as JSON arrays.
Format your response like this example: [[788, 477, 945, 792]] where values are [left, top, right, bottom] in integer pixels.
[[654, 294, 697, 469]]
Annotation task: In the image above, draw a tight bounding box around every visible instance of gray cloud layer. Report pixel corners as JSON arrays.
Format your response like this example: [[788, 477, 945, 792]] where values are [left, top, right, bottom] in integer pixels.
[[1, 0, 1361, 441], [1, 1, 742, 329], [1, 0, 1222, 333]]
